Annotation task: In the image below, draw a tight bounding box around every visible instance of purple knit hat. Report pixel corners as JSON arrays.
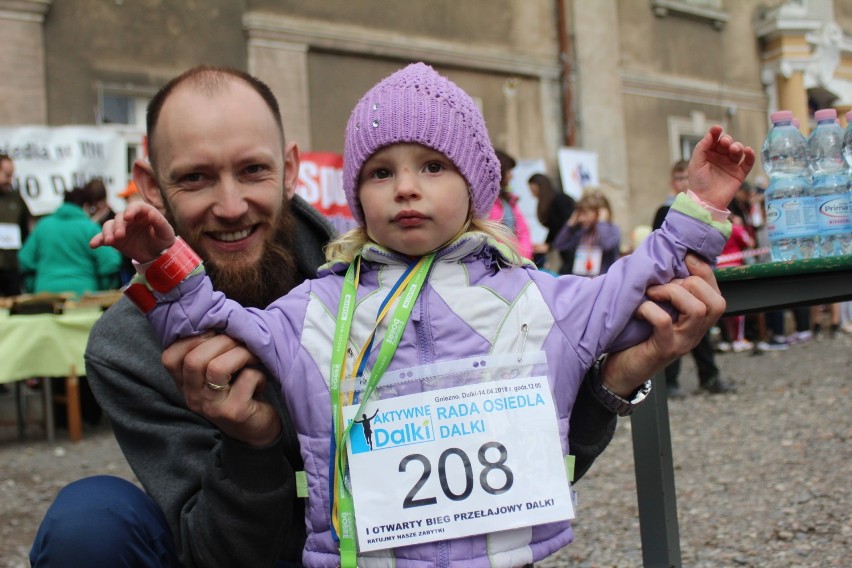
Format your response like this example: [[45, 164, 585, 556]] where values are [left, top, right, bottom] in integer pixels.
[[343, 62, 500, 226]]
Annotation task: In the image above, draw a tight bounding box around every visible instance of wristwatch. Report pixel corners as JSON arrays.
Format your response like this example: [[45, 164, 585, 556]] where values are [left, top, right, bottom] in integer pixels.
[[589, 354, 652, 417]]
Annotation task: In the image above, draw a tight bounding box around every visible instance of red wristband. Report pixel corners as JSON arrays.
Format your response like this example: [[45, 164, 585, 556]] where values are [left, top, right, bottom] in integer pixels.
[[123, 282, 157, 314], [145, 237, 203, 293]]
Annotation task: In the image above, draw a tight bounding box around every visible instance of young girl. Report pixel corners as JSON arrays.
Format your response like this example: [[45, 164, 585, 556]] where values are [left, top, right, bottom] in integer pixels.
[[93, 63, 753, 568], [552, 192, 621, 276]]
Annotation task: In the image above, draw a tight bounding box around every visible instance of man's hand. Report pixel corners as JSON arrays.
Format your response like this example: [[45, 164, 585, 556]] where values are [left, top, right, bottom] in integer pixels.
[[689, 125, 756, 211], [601, 253, 725, 397], [161, 334, 283, 447], [90, 201, 176, 263]]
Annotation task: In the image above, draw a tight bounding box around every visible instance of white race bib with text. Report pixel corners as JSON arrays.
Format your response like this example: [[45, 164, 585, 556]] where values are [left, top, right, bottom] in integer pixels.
[[343, 376, 573, 552]]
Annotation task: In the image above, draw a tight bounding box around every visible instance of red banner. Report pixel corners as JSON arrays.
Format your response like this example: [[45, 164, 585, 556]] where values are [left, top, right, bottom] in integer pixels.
[[296, 152, 357, 234]]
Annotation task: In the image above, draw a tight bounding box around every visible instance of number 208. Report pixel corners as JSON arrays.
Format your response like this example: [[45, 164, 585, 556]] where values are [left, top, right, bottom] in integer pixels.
[[399, 442, 514, 509]]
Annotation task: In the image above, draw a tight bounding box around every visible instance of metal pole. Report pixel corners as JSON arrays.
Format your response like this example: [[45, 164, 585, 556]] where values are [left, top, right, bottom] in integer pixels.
[[631, 371, 681, 567]]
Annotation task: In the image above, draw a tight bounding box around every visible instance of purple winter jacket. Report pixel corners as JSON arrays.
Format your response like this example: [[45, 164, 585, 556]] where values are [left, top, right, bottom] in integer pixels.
[[144, 198, 727, 567]]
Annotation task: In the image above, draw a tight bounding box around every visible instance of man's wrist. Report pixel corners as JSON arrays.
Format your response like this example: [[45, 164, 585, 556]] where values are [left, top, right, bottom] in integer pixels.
[[598, 352, 637, 397], [590, 354, 652, 417]]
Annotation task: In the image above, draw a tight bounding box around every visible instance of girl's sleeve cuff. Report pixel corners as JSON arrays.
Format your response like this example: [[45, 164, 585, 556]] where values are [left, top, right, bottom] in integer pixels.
[[671, 191, 732, 238]]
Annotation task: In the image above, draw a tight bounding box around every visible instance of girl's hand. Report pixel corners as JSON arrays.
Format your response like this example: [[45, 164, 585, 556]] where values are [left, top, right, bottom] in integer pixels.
[[89, 201, 176, 263], [689, 125, 756, 210]]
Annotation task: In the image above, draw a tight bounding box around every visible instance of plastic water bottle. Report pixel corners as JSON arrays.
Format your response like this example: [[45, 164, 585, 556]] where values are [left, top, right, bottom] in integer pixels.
[[761, 111, 818, 261], [808, 109, 851, 257], [843, 110, 852, 253], [845, 111, 852, 169]]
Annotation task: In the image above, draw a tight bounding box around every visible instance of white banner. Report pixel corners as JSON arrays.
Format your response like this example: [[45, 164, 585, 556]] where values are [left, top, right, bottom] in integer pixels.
[[0, 127, 126, 216], [557, 148, 598, 201]]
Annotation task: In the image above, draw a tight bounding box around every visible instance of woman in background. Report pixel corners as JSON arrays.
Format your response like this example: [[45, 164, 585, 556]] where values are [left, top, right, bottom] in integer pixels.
[[528, 173, 575, 271], [18, 185, 122, 298], [489, 149, 534, 259]]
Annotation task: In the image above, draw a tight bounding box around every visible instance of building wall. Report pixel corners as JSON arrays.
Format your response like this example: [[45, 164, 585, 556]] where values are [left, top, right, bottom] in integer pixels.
[[577, 0, 770, 232], [43, 0, 246, 125], [243, 0, 561, 166], [6, 0, 850, 233], [0, 0, 50, 125]]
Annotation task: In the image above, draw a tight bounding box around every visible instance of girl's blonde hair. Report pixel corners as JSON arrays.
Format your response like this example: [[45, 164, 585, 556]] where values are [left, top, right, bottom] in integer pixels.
[[324, 215, 525, 266]]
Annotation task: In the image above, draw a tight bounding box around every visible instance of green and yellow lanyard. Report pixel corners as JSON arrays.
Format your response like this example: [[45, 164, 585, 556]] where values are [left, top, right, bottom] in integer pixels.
[[329, 253, 435, 568]]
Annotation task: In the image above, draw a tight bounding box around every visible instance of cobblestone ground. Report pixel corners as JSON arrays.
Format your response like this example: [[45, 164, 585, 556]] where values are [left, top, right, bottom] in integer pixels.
[[1, 329, 850, 567]]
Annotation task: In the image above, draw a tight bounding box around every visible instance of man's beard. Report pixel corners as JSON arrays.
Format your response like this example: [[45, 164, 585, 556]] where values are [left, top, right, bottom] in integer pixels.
[[164, 199, 301, 308]]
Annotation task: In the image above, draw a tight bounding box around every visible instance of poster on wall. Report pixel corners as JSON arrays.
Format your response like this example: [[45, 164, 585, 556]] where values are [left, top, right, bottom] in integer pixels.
[[0, 127, 126, 217], [557, 147, 598, 201], [296, 152, 358, 234]]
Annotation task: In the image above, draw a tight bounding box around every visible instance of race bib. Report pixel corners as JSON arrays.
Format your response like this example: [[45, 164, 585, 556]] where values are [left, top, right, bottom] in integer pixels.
[[572, 245, 602, 276], [0, 223, 22, 250], [343, 362, 573, 552]]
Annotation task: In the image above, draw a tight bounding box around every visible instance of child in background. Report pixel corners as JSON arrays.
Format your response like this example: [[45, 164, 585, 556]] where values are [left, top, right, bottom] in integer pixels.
[[92, 63, 753, 567], [552, 192, 620, 276], [716, 215, 755, 352]]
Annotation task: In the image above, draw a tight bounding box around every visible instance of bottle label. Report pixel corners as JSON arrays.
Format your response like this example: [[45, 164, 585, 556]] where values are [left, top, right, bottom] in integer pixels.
[[766, 196, 818, 239], [815, 194, 851, 234], [813, 176, 851, 236]]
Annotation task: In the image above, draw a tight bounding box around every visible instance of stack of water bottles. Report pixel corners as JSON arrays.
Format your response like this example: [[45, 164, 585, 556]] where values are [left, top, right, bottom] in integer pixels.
[[760, 109, 852, 261]]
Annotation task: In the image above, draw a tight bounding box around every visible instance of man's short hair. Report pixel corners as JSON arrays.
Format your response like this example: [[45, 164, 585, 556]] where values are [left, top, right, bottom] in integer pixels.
[[671, 159, 689, 175], [0, 153, 11, 165], [145, 66, 284, 168]]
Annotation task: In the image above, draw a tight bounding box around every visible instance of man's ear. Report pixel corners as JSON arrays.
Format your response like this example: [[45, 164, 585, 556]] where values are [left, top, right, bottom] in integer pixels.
[[133, 159, 166, 213], [283, 141, 301, 199]]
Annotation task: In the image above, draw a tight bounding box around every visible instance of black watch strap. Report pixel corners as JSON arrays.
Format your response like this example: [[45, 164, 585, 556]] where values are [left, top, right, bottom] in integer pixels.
[[589, 354, 652, 417]]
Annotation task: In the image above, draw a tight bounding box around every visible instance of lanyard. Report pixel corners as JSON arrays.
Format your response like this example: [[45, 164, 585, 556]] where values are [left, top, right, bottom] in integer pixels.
[[328, 253, 435, 567], [349, 258, 422, 402]]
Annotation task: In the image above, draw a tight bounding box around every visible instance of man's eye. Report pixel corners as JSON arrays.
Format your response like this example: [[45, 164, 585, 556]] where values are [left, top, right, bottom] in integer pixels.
[[245, 164, 265, 175], [181, 173, 203, 184]]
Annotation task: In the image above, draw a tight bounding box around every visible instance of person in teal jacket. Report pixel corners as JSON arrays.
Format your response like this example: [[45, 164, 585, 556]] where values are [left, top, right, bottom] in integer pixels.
[[18, 186, 122, 297]]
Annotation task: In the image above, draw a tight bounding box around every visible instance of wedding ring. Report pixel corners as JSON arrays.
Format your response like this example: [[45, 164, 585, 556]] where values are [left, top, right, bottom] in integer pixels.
[[204, 380, 231, 392]]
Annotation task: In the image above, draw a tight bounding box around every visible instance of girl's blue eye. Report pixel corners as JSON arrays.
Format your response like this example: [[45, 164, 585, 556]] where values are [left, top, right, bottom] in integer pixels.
[[425, 162, 443, 173], [373, 168, 391, 179]]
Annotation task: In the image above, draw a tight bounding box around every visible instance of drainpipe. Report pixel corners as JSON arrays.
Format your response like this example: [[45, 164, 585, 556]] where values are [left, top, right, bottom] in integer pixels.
[[556, 0, 575, 147]]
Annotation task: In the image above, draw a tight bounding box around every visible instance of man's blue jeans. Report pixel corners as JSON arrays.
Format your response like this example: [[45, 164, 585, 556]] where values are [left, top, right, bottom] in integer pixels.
[[30, 475, 303, 567], [30, 475, 179, 567]]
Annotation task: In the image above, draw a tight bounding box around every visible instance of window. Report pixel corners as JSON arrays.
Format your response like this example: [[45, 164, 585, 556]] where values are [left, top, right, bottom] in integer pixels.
[[651, 0, 729, 30], [100, 94, 136, 125], [95, 84, 151, 180], [667, 111, 708, 164], [679, 134, 703, 161]]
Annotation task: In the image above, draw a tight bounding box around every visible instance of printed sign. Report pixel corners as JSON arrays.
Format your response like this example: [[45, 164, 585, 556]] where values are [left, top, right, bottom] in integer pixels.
[[0, 127, 127, 216], [343, 376, 574, 552], [557, 148, 598, 201], [296, 152, 357, 234]]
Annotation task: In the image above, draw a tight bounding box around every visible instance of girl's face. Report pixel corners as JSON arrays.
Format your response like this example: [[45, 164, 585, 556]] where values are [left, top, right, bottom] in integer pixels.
[[358, 143, 470, 256], [528, 182, 540, 198], [576, 207, 598, 229]]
